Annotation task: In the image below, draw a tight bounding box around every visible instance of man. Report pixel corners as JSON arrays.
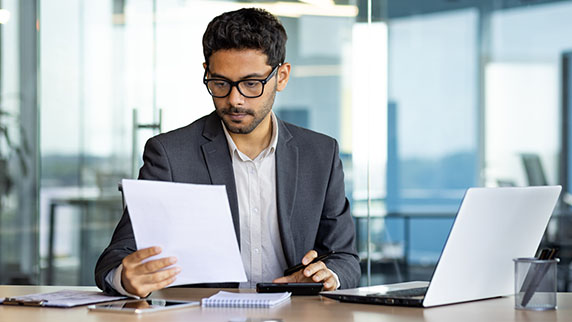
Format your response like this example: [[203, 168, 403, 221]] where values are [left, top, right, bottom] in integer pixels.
[[95, 8, 360, 298]]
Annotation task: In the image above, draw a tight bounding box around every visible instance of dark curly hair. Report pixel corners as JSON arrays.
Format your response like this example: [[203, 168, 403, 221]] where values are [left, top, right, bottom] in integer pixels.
[[202, 8, 287, 67]]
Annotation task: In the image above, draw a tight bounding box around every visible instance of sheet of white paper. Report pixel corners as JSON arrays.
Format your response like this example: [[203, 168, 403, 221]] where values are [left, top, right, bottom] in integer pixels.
[[121, 179, 247, 286]]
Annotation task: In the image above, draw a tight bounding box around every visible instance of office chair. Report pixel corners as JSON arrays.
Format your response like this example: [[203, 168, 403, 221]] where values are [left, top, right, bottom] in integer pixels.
[[521, 153, 572, 290], [521, 153, 548, 186]]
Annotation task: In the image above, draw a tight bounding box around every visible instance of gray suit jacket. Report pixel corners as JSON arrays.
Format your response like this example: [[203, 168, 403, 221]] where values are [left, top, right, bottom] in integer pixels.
[[94, 112, 360, 293]]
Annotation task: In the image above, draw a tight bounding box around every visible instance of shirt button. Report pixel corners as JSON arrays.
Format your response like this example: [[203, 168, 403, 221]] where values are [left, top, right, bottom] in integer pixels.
[[253, 208, 259, 213], [254, 248, 260, 254]]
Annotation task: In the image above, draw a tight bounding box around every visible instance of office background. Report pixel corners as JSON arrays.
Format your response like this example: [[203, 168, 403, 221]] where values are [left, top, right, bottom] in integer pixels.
[[1, 0, 572, 290]]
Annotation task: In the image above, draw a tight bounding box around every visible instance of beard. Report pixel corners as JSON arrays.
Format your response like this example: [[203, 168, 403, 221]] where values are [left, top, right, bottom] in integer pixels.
[[215, 85, 276, 134]]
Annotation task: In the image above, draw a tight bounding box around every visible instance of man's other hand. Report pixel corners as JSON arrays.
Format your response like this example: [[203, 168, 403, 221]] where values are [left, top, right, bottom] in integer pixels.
[[272, 250, 337, 291]]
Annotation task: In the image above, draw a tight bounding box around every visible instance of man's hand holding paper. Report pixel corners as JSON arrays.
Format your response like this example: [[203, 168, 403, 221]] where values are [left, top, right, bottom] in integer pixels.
[[120, 179, 247, 297], [121, 246, 180, 298]]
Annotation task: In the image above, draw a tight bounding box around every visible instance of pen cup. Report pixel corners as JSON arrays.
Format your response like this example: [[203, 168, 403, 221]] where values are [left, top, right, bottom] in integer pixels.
[[513, 257, 559, 310]]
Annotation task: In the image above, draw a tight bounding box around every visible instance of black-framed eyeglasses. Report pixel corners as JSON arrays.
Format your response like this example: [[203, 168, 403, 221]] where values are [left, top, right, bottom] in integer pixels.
[[203, 64, 281, 98]]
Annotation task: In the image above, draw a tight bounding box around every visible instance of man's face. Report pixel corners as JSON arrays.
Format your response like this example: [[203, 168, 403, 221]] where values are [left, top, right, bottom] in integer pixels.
[[205, 49, 288, 134]]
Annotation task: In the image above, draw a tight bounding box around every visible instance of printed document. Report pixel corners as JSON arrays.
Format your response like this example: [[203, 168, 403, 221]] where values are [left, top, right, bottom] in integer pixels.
[[1, 290, 127, 308], [121, 179, 247, 286]]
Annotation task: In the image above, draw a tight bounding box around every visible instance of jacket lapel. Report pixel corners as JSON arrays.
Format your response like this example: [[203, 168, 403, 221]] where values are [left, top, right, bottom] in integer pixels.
[[275, 119, 299, 266], [201, 112, 241, 243]]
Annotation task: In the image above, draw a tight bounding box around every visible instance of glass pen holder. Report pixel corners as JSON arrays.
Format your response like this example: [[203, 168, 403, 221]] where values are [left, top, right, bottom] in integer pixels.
[[513, 257, 559, 310]]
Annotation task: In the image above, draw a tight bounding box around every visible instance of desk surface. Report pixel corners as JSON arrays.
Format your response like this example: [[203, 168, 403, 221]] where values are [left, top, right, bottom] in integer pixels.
[[1, 285, 571, 322]]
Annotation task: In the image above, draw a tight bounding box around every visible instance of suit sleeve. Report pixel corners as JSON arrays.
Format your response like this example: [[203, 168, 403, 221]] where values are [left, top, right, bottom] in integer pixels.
[[317, 140, 361, 289], [94, 136, 172, 294]]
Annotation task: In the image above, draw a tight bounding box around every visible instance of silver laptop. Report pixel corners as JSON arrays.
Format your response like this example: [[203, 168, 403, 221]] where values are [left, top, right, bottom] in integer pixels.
[[321, 186, 561, 307]]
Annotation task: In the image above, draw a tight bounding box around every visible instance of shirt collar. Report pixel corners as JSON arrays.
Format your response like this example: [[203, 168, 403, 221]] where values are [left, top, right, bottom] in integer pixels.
[[221, 111, 279, 161]]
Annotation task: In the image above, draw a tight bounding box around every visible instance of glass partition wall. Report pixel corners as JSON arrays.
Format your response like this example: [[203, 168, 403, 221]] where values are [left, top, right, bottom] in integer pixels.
[[36, 0, 387, 286], [0, 0, 39, 285], [2, 0, 572, 290]]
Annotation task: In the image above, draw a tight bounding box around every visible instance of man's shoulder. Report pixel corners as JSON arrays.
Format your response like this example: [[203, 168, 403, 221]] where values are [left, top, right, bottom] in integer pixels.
[[280, 120, 337, 148], [152, 113, 216, 147]]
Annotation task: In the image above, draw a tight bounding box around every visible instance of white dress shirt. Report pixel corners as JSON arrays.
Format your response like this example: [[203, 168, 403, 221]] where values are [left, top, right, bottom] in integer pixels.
[[221, 112, 288, 288]]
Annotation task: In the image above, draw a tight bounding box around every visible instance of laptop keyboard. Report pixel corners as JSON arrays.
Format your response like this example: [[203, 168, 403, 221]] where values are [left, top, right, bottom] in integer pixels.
[[368, 286, 428, 298]]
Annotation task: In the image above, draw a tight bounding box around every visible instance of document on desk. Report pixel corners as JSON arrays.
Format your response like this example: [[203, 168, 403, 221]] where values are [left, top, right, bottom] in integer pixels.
[[121, 179, 247, 286], [1, 290, 127, 307]]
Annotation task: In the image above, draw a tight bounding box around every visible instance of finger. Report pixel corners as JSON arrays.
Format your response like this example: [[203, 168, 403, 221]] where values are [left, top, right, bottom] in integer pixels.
[[301, 250, 318, 265], [135, 256, 177, 274], [302, 261, 327, 278], [274, 268, 312, 283], [322, 276, 337, 291], [123, 246, 162, 267], [309, 268, 331, 283], [123, 266, 180, 297], [272, 276, 295, 283], [142, 266, 181, 285], [123, 256, 176, 291], [134, 246, 162, 261], [132, 274, 177, 298], [154, 275, 178, 290]]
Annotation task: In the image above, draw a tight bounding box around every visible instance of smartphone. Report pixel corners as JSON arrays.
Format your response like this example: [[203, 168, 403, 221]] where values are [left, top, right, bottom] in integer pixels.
[[88, 299, 199, 314], [256, 283, 323, 296]]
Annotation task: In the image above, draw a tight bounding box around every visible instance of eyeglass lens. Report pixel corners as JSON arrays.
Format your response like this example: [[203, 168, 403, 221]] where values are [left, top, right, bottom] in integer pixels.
[[206, 80, 264, 98]]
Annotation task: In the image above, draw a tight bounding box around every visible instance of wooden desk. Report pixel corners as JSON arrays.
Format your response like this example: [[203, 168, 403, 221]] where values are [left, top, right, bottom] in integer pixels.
[[1, 285, 571, 321]]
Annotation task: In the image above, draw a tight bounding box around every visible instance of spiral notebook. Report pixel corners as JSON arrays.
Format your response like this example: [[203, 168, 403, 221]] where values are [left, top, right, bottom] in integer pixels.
[[201, 291, 291, 308]]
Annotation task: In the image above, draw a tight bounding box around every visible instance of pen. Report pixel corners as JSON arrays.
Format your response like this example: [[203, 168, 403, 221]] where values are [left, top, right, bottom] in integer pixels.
[[283, 251, 335, 276], [518, 248, 552, 293], [520, 248, 557, 307]]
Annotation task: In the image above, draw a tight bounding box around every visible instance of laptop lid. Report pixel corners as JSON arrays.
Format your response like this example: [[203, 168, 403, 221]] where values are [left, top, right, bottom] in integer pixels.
[[422, 186, 561, 307]]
